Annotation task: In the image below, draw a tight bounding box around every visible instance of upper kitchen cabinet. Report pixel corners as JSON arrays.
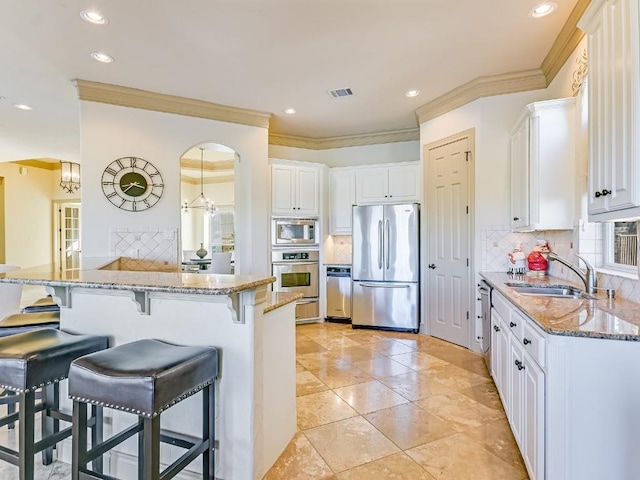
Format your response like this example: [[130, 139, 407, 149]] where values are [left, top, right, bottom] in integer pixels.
[[510, 98, 576, 231], [271, 161, 320, 216], [579, 0, 640, 220], [355, 162, 421, 205], [329, 168, 355, 235]]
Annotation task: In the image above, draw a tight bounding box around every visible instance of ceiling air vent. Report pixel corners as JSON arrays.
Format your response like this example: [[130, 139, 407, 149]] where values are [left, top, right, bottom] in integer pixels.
[[327, 88, 353, 98]]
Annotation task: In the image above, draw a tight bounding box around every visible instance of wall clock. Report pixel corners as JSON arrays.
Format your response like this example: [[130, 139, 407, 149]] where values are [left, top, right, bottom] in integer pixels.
[[101, 157, 164, 212]]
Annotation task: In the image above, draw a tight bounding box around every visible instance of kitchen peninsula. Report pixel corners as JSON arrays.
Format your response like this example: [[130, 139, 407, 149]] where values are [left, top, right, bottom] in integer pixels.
[[0, 258, 300, 480]]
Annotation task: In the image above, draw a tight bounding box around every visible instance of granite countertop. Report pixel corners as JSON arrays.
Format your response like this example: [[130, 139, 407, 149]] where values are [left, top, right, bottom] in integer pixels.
[[0, 258, 274, 296], [263, 292, 303, 314], [481, 272, 640, 341]]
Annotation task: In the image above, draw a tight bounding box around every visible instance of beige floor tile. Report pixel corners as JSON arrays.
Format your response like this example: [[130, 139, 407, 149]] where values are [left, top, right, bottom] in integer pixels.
[[305, 416, 400, 473], [296, 362, 306, 372], [297, 338, 329, 355], [297, 390, 358, 429], [314, 335, 363, 350], [422, 363, 492, 390], [380, 371, 457, 402], [264, 432, 336, 480], [389, 351, 450, 372], [341, 330, 385, 344], [455, 356, 491, 378], [297, 350, 347, 370], [365, 403, 457, 449], [334, 380, 409, 414], [296, 370, 330, 396], [459, 381, 504, 410], [309, 364, 374, 389], [352, 356, 413, 379], [415, 393, 504, 432], [369, 338, 417, 356], [407, 432, 525, 480], [336, 452, 437, 480], [464, 418, 528, 474], [329, 345, 386, 363]]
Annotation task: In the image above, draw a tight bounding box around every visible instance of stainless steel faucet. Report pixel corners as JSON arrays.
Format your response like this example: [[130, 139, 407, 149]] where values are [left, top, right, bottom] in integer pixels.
[[547, 252, 597, 294]]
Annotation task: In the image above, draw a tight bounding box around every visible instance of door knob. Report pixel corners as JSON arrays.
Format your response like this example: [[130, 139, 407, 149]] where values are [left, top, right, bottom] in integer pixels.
[[428, 264, 436, 269]]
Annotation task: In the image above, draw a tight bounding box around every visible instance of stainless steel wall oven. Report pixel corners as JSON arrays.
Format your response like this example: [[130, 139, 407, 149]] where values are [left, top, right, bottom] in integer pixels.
[[271, 250, 319, 322]]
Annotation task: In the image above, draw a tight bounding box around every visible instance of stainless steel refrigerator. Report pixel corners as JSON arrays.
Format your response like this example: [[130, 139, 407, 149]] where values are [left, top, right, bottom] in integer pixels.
[[352, 203, 420, 332]]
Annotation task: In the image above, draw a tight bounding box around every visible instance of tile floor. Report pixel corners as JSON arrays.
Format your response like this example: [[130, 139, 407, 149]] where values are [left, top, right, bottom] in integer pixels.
[[264, 322, 529, 480]]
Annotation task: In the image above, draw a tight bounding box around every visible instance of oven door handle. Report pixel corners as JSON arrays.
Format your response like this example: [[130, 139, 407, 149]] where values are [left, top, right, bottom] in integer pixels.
[[272, 262, 318, 266], [296, 298, 319, 304]]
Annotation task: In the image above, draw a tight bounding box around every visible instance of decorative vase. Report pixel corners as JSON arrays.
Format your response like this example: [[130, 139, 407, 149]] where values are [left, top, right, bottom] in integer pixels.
[[196, 243, 208, 259]]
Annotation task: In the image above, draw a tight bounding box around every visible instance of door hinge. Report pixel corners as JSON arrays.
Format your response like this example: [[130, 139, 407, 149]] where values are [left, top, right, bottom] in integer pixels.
[[466, 311, 469, 320], [466, 258, 469, 267], [465, 151, 471, 161], [466, 206, 469, 214]]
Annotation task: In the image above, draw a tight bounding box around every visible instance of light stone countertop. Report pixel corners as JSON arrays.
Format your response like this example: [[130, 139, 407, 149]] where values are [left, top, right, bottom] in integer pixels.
[[481, 272, 640, 341], [263, 292, 303, 314], [0, 258, 275, 296]]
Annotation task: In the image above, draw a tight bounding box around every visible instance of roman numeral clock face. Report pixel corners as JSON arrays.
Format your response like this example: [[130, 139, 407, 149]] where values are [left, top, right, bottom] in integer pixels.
[[101, 157, 164, 212]]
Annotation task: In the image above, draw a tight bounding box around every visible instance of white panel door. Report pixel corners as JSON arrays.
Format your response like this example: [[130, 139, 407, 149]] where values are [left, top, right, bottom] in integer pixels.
[[524, 353, 545, 480], [58, 203, 82, 270], [509, 338, 525, 449], [426, 136, 470, 347]]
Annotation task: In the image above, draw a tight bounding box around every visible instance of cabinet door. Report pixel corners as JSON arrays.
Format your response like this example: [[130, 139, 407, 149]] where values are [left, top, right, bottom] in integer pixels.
[[510, 118, 530, 230], [329, 169, 355, 234], [493, 311, 510, 408], [356, 168, 388, 204], [508, 338, 525, 449], [272, 165, 296, 215], [523, 355, 545, 480], [490, 310, 503, 394], [296, 167, 319, 216], [388, 165, 420, 202]]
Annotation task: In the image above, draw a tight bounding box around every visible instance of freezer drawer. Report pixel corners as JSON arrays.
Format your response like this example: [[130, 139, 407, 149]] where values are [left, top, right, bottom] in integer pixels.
[[352, 281, 419, 332]]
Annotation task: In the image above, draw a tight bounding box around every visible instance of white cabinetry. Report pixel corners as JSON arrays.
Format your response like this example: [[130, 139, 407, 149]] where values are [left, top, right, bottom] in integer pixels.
[[491, 291, 545, 480], [509, 98, 576, 231], [271, 163, 320, 216], [579, 0, 640, 220], [355, 163, 420, 205], [329, 168, 355, 235]]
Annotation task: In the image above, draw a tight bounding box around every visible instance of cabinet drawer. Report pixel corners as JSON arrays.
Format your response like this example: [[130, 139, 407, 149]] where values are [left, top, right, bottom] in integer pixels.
[[508, 310, 526, 342], [522, 320, 546, 368], [492, 291, 512, 326]]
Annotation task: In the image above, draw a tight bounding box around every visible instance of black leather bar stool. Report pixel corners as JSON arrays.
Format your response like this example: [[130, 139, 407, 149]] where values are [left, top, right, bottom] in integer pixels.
[[0, 328, 108, 480], [69, 339, 219, 480], [0, 311, 61, 430], [22, 296, 60, 314]]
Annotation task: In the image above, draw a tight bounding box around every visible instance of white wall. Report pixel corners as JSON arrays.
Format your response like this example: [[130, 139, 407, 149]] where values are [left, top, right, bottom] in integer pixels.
[[80, 102, 269, 275], [269, 140, 420, 167]]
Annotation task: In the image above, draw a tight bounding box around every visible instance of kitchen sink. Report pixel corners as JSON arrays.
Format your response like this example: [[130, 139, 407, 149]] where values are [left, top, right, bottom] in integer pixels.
[[505, 283, 586, 299]]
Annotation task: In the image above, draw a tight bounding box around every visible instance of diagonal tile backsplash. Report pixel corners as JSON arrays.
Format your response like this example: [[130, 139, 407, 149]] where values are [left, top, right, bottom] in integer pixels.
[[110, 228, 179, 269]]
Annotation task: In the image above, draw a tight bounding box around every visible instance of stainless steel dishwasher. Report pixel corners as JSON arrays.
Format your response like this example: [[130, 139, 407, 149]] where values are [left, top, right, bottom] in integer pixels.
[[326, 266, 351, 323]]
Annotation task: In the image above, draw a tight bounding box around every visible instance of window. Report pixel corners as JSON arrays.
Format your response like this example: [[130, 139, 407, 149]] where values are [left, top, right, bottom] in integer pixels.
[[604, 221, 639, 274]]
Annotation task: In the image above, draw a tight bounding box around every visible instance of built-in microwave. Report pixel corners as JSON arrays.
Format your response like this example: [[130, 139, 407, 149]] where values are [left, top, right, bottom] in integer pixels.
[[272, 218, 319, 246]]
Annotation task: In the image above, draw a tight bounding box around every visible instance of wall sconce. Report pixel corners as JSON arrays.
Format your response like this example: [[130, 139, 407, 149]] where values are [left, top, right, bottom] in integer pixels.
[[60, 161, 81, 193]]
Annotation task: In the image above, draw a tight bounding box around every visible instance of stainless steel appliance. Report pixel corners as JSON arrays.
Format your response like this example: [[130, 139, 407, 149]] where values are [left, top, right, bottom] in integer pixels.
[[352, 203, 420, 332], [478, 280, 492, 369], [326, 266, 351, 323], [272, 218, 319, 246], [271, 250, 319, 322]]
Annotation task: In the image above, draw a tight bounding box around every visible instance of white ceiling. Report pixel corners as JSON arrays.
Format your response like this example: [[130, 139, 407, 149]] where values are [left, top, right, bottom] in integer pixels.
[[0, 0, 579, 163]]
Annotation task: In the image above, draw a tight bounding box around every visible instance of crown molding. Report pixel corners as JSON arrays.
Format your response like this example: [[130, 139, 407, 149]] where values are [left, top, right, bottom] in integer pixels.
[[180, 159, 235, 172], [415, 69, 547, 124], [269, 128, 420, 150], [181, 175, 235, 185], [540, 0, 590, 84], [12, 159, 60, 170], [74, 79, 271, 129]]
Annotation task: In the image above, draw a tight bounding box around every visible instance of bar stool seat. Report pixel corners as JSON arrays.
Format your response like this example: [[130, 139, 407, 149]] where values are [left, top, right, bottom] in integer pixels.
[[69, 339, 219, 479], [22, 296, 60, 314], [0, 311, 60, 338], [0, 329, 108, 480]]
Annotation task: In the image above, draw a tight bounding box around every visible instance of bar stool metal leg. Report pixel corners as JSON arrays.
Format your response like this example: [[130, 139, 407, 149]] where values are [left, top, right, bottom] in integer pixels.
[[203, 385, 215, 480], [72, 400, 88, 480], [6, 390, 16, 430], [41, 384, 55, 465], [142, 416, 161, 480], [90, 405, 103, 474], [18, 391, 36, 480]]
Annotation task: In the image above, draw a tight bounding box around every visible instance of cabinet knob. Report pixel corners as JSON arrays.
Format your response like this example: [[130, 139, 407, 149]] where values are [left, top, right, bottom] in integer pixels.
[[602, 189, 611, 196], [428, 264, 436, 269], [514, 359, 525, 370], [595, 191, 601, 198], [509, 321, 517, 328], [523, 338, 531, 345], [513, 217, 520, 221], [493, 325, 500, 332]]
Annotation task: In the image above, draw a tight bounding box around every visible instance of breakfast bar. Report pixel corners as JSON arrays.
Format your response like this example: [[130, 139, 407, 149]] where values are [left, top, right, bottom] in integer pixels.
[[0, 258, 300, 480]]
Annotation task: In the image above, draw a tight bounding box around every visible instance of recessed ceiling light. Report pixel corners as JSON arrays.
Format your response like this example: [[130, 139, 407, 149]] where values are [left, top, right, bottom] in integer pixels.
[[14, 104, 33, 111], [90, 52, 115, 63], [283, 108, 297, 114], [405, 89, 421, 98], [80, 10, 108, 25], [530, 2, 557, 18]]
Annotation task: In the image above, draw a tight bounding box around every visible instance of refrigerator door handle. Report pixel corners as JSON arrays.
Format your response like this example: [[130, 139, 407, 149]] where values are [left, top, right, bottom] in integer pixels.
[[378, 220, 383, 269], [359, 282, 411, 288], [385, 218, 390, 270]]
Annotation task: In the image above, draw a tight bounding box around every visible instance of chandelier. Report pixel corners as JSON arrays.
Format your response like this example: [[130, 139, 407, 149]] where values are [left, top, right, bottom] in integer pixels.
[[182, 148, 218, 216], [60, 161, 81, 193]]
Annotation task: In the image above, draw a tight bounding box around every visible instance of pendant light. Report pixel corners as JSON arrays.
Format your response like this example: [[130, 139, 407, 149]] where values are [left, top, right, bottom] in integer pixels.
[[182, 148, 218, 216]]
